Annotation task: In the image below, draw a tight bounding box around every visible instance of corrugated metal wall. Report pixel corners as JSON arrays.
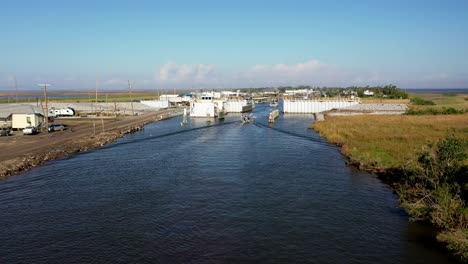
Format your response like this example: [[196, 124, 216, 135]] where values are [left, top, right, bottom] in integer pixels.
[[140, 100, 170, 108], [224, 101, 246, 113], [283, 100, 359, 113], [190, 102, 216, 117]]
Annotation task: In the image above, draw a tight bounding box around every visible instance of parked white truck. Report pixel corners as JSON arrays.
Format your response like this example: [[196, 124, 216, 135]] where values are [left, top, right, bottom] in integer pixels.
[[49, 107, 76, 117]]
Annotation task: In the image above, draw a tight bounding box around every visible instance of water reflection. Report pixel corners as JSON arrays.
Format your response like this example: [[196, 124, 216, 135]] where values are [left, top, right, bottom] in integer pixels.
[[0, 104, 458, 263]]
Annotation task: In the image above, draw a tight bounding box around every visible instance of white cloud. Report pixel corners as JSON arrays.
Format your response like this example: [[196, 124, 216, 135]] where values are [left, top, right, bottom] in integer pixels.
[[239, 60, 351, 87], [152, 59, 399, 88], [157, 62, 217, 83], [3, 60, 463, 91], [245, 60, 323, 80]]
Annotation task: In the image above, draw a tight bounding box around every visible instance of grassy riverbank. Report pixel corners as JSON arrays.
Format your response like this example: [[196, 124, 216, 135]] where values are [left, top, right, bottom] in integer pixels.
[[311, 94, 468, 259], [409, 93, 468, 111], [312, 115, 468, 170]]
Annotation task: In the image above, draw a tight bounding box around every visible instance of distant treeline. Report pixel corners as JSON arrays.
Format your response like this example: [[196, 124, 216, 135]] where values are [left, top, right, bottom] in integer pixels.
[[235, 85, 409, 99]]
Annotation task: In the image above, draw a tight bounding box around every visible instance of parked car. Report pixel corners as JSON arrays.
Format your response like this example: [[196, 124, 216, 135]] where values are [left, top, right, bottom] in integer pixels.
[[23, 126, 38, 135], [48, 124, 65, 132]]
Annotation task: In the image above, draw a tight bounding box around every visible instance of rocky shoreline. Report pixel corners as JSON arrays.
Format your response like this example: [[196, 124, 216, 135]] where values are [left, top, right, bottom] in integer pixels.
[[0, 108, 184, 178], [0, 124, 145, 178]]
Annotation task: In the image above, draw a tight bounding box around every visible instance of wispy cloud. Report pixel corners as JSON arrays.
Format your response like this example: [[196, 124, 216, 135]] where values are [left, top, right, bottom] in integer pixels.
[[156, 62, 217, 84], [153, 60, 348, 88], [239, 60, 338, 86], [1, 60, 466, 90]]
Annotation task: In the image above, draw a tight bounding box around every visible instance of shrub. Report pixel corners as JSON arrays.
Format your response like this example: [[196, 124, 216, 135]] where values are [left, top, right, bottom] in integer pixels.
[[437, 229, 468, 260], [410, 96, 436, 105], [398, 136, 468, 258], [405, 107, 466, 115]]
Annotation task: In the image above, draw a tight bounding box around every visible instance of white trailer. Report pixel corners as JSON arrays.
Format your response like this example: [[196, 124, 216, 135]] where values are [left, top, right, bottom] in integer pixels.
[[49, 107, 76, 117]]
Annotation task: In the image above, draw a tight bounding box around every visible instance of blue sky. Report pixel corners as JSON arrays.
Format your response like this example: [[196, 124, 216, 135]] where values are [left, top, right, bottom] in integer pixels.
[[1, 0, 467, 90]]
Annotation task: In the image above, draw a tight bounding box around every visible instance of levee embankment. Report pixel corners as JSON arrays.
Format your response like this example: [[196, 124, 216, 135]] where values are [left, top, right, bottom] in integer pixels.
[[0, 108, 182, 178]]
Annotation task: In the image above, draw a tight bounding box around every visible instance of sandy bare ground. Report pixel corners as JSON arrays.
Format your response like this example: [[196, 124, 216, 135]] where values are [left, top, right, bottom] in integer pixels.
[[325, 103, 408, 116], [0, 108, 182, 177]]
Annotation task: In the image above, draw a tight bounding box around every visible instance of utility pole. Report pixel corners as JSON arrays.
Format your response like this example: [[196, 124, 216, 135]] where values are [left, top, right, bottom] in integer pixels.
[[128, 80, 135, 116], [14, 76, 18, 103], [37, 83, 50, 132], [95, 77, 98, 112], [96, 77, 104, 132]]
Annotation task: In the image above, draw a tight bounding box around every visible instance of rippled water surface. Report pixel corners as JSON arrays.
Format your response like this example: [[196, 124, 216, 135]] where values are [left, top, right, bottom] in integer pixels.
[[0, 104, 457, 263]]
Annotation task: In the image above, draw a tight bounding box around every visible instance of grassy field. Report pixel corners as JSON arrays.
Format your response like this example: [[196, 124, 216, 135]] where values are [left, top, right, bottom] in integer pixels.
[[312, 93, 468, 170], [0, 91, 164, 104], [312, 115, 468, 169], [409, 93, 468, 111], [47, 92, 161, 103]]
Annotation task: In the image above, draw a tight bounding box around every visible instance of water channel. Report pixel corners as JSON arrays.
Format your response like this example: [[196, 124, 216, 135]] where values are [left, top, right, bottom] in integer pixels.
[[0, 104, 457, 263]]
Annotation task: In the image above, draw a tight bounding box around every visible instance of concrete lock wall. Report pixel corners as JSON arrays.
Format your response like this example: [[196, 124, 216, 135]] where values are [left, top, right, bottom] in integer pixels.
[[283, 100, 360, 113], [190, 102, 216, 117], [224, 101, 246, 113], [140, 100, 170, 108]]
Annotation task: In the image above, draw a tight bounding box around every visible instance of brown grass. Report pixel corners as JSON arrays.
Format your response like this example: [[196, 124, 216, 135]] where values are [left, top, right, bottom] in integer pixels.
[[409, 93, 468, 111], [360, 98, 410, 104], [312, 114, 468, 169]]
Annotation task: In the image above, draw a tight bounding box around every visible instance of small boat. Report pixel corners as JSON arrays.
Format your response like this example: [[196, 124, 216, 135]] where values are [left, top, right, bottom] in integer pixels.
[[241, 114, 253, 124], [218, 110, 226, 120], [268, 109, 279, 123], [270, 101, 278, 107]]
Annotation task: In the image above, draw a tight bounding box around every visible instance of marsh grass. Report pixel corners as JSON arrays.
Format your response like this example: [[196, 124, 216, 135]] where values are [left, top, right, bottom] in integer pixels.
[[314, 93, 468, 259], [409, 93, 468, 111], [312, 115, 468, 169], [312, 114, 468, 259]]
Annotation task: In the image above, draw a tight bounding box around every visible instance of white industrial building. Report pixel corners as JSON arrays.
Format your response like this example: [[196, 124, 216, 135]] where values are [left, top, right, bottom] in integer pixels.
[[0, 104, 45, 129]]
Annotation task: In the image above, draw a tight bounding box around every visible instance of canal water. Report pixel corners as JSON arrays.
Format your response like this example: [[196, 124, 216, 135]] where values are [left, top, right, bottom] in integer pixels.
[[0, 104, 457, 263]]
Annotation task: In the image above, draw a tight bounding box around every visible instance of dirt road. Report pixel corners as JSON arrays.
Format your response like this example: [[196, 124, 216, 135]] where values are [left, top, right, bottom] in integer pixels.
[[0, 108, 182, 177]]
